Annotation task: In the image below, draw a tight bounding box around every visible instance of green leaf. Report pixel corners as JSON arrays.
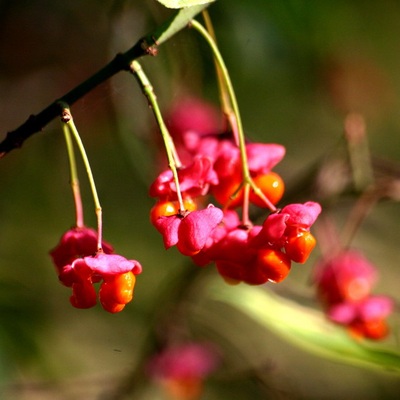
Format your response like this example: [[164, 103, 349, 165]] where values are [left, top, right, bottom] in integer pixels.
[[205, 279, 400, 371], [143, 4, 211, 47], [155, 0, 216, 9]]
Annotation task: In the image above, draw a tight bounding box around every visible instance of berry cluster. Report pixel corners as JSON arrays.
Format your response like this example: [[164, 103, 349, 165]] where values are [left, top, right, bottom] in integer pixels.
[[147, 342, 220, 400], [314, 250, 393, 340], [50, 226, 142, 313], [150, 98, 321, 285]]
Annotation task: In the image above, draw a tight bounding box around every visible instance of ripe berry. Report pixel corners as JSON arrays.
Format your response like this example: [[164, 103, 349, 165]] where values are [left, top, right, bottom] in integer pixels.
[[101, 301, 126, 313], [215, 260, 247, 284], [250, 172, 284, 207], [285, 229, 316, 263], [99, 271, 136, 313], [101, 271, 136, 303], [254, 248, 291, 283], [349, 319, 389, 340], [212, 176, 243, 208], [150, 198, 197, 225]]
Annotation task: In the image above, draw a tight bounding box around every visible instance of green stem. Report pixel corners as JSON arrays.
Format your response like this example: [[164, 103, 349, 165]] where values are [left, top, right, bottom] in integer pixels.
[[201, 10, 233, 126], [190, 19, 277, 220], [61, 116, 85, 228], [190, 20, 243, 149], [129, 60, 185, 211], [60, 105, 103, 251]]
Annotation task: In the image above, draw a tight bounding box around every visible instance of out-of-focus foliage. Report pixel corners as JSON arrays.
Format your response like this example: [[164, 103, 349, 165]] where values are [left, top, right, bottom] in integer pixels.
[[1, 1, 400, 399], [204, 278, 400, 371]]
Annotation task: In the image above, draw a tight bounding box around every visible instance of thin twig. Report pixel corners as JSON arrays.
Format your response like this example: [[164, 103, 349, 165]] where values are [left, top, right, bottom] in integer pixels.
[[0, 4, 210, 158]]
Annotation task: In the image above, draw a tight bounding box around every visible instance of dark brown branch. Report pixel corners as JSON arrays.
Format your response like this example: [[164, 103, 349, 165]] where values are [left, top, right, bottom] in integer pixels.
[[0, 4, 210, 158], [0, 43, 146, 158]]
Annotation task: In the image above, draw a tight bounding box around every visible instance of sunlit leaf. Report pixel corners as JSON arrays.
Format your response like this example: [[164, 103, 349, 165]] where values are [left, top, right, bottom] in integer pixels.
[[155, 0, 215, 9], [143, 4, 211, 47], [205, 279, 400, 371]]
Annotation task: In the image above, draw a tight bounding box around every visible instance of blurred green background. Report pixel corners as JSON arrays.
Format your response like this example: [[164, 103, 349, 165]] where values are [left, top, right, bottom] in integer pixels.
[[1, 1, 400, 399]]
